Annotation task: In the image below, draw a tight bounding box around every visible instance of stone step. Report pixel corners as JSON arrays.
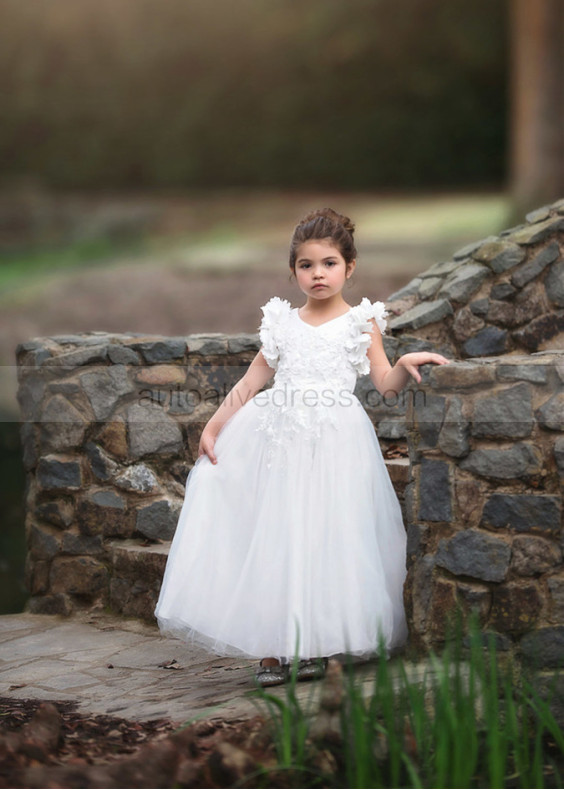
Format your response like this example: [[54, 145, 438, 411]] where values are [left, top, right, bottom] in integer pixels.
[[108, 458, 411, 622]]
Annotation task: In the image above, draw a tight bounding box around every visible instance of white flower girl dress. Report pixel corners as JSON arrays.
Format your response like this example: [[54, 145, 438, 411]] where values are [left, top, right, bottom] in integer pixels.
[[155, 296, 408, 663]]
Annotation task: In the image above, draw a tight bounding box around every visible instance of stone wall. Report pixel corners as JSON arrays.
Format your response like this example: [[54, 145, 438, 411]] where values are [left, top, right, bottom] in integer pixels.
[[403, 353, 564, 661], [386, 197, 564, 359], [15, 331, 408, 620]]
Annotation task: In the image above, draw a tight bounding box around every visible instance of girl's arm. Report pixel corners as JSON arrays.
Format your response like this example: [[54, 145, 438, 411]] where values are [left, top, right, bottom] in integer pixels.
[[198, 350, 275, 464], [365, 318, 451, 396]]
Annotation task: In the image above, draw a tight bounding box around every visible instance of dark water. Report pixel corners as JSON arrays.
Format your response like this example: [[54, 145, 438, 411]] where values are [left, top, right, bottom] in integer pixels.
[[0, 419, 28, 614]]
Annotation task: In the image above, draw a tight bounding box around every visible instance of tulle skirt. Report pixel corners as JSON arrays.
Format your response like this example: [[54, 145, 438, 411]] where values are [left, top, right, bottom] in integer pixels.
[[155, 390, 408, 663]]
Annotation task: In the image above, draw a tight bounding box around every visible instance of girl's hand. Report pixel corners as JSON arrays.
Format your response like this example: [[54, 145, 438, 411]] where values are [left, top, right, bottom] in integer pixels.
[[198, 426, 219, 464], [397, 352, 451, 384]]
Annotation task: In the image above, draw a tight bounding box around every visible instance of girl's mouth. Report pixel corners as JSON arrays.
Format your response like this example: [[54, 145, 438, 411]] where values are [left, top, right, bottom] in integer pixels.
[[312, 284, 327, 289]]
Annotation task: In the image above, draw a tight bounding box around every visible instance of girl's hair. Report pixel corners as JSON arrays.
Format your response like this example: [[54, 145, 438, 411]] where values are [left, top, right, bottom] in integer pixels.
[[289, 208, 357, 271]]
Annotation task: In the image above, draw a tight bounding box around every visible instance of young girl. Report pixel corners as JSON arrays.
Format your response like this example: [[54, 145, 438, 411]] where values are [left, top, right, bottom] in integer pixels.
[[155, 208, 450, 687]]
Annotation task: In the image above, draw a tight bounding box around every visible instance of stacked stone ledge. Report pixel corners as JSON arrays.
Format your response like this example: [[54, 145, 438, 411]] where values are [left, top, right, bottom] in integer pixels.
[[15, 330, 407, 622], [402, 353, 564, 661], [386, 197, 564, 360], [387, 197, 564, 662]]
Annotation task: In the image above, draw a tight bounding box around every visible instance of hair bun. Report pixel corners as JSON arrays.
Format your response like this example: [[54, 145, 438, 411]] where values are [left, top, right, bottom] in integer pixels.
[[299, 208, 355, 236]]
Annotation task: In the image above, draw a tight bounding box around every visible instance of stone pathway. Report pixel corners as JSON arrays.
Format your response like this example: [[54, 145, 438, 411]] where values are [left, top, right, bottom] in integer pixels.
[[0, 612, 384, 726]]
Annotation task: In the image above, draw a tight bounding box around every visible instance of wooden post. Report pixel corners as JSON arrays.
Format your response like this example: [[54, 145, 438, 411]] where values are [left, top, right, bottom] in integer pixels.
[[509, 0, 564, 215]]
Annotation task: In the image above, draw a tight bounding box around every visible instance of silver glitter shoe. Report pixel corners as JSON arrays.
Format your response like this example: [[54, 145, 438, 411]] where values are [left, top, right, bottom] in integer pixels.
[[255, 659, 290, 687], [295, 657, 329, 682]]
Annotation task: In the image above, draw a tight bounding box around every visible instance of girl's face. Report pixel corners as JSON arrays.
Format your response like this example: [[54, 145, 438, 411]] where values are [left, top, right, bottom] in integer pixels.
[[294, 239, 354, 301]]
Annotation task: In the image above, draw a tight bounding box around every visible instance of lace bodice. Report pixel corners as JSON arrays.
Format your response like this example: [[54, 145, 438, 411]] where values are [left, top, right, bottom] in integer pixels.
[[258, 295, 387, 390], [254, 296, 388, 467]]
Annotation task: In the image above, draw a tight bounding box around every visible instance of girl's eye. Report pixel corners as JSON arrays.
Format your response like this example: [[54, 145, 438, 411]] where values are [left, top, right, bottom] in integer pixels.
[[325, 260, 336, 266]]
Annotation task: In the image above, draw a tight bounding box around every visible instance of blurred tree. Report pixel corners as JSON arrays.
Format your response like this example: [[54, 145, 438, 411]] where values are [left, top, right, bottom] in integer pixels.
[[509, 0, 564, 215], [0, 0, 508, 191]]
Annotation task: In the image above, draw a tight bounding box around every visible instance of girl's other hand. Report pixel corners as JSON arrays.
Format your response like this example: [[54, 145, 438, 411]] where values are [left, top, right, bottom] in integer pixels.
[[198, 426, 219, 464], [398, 352, 451, 384]]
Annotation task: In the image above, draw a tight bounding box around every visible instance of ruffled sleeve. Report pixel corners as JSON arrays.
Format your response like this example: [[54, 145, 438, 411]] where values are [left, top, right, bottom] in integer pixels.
[[345, 297, 388, 376], [258, 296, 292, 370]]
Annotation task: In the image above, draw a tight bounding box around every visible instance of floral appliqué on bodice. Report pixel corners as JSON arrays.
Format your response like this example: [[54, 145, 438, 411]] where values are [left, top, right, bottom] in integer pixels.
[[254, 296, 388, 468]]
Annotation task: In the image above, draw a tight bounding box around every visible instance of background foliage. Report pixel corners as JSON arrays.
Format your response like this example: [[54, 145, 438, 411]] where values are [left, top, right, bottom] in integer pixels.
[[1, 0, 508, 189]]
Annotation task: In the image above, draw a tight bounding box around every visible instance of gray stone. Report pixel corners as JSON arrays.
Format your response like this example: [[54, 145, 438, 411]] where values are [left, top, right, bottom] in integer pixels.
[[555, 437, 564, 476], [520, 627, 564, 668], [511, 536, 561, 576], [395, 336, 443, 355], [80, 366, 134, 421], [408, 555, 436, 634], [511, 241, 560, 288], [548, 576, 564, 621], [77, 489, 130, 538], [406, 523, 428, 560], [186, 335, 229, 355], [472, 241, 526, 273], [463, 327, 508, 357], [84, 442, 119, 482], [50, 556, 109, 597], [485, 300, 515, 326], [114, 463, 160, 494], [126, 404, 183, 459], [27, 594, 73, 616], [472, 382, 533, 439], [417, 459, 452, 522], [436, 530, 510, 582], [525, 206, 551, 223], [136, 499, 182, 541], [228, 334, 260, 353], [37, 456, 82, 490], [42, 345, 108, 368], [16, 339, 48, 354], [460, 443, 542, 480], [39, 395, 88, 451], [414, 393, 446, 448], [17, 371, 48, 421], [107, 344, 142, 365], [508, 216, 564, 245], [490, 582, 542, 634], [35, 499, 74, 530], [29, 524, 61, 560], [536, 391, 564, 431], [490, 282, 517, 300], [453, 236, 498, 260], [387, 299, 453, 331], [130, 339, 187, 362], [512, 310, 564, 351], [430, 361, 496, 389], [497, 363, 547, 384], [20, 422, 39, 471], [438, 263, 490, 303], [421, 260, 461, 278], [513, 281, 547, 326], [545, 261, 564, 307], [376, 419, 407, 439], [387, 278, 423, 300], [61, 533, 104, 555], [501, 223, 527, 236], [481, 494, 561, 536], [417, 277, 442, 299], [469, 298, 490, 316], [438, 397, 470, 457], [452, 307, 485, 343]]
